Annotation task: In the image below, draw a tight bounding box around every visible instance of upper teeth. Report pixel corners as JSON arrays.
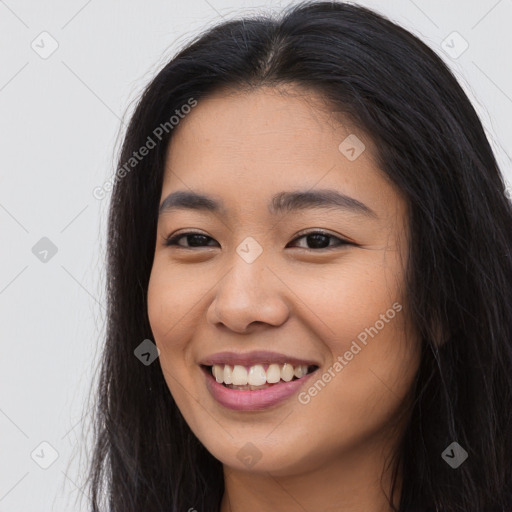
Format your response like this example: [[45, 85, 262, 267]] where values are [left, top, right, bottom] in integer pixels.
[[211, 363, 310, 386]]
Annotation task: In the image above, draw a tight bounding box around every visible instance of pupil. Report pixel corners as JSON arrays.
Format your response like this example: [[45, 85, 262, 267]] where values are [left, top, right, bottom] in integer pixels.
[[189, 234, 208, 247], [308, 234, 329, 249]]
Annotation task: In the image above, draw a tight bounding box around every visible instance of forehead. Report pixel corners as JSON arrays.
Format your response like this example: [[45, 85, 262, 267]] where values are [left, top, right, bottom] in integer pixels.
[[165, 85, 357, 162], [160, 85, 401, 221]]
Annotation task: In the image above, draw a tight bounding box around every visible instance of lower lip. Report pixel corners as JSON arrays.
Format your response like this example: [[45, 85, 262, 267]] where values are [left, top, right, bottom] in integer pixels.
[[202, 366, 317, 411]]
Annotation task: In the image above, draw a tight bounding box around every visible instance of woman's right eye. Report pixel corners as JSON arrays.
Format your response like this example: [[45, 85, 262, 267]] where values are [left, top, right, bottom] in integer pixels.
[[164, 232, 219, 248]]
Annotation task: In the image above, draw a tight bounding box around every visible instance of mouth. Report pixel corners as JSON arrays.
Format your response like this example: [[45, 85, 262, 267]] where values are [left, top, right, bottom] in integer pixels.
[[200, 359, 320, 411], [201, 363, 319, 391]]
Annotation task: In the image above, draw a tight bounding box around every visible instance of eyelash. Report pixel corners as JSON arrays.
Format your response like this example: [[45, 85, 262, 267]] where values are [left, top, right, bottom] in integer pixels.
[[163, 230, 353, 251]]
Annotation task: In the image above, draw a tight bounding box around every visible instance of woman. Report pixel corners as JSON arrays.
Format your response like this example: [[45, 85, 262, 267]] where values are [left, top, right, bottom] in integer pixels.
[[86, 2, 512, 511]]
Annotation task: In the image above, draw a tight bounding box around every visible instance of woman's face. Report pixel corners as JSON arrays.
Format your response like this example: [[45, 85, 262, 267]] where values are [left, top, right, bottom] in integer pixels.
[[147, 86, 421, 476]]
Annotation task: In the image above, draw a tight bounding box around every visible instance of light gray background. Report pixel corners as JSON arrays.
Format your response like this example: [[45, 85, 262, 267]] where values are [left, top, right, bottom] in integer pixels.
[[1, 0, 511, 510]]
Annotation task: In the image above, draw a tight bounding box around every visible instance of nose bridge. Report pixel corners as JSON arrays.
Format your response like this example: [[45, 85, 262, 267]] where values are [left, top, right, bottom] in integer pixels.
[[207, 237, 290, 331], [222, 238, 272, 302]]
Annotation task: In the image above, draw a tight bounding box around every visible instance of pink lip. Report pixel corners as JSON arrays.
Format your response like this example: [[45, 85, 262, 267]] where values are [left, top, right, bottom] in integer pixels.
[[202, 366, 318, 411], [200, 350, 319, 367]]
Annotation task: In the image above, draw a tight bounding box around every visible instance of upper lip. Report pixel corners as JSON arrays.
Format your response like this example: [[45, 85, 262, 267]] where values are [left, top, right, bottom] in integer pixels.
[[199, 350, 320, 368]]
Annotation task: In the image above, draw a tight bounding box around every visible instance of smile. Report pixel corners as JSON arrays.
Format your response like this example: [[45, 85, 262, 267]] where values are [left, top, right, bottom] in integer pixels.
[[200, 358, 320, 411], [208, 363, 318, 389]]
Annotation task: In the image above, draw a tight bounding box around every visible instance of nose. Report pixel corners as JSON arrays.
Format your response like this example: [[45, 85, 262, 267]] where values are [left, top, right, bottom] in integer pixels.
[[206, 255, 290, 334]]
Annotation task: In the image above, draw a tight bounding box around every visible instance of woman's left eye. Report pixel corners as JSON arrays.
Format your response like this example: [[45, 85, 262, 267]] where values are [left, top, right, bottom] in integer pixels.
[[164, 230, 351, 250], [287, 231, 351, 250]]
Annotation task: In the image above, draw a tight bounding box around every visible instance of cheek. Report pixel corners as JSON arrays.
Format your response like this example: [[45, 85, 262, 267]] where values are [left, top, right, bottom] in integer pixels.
[[146, 259, 219, 394], [147, 265, 200, 411], [294, 318, 419, 465], [147, 259, 209, 343], [147, 269, 173, 345], [284, 255, 405, 342], [146, 264, 194, 391], [292, 255, 418, 427]]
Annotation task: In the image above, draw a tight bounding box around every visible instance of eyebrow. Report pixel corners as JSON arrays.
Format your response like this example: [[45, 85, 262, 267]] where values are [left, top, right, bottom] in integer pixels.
[[158, 189, 377, 218]]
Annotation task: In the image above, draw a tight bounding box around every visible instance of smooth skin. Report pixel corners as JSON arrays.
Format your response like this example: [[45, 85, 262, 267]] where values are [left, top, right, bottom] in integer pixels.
[[147, 85, 422, 512]]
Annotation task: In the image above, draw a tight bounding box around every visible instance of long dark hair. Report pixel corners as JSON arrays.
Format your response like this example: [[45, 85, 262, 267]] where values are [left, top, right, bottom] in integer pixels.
[[85, 2, 512, 511]]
